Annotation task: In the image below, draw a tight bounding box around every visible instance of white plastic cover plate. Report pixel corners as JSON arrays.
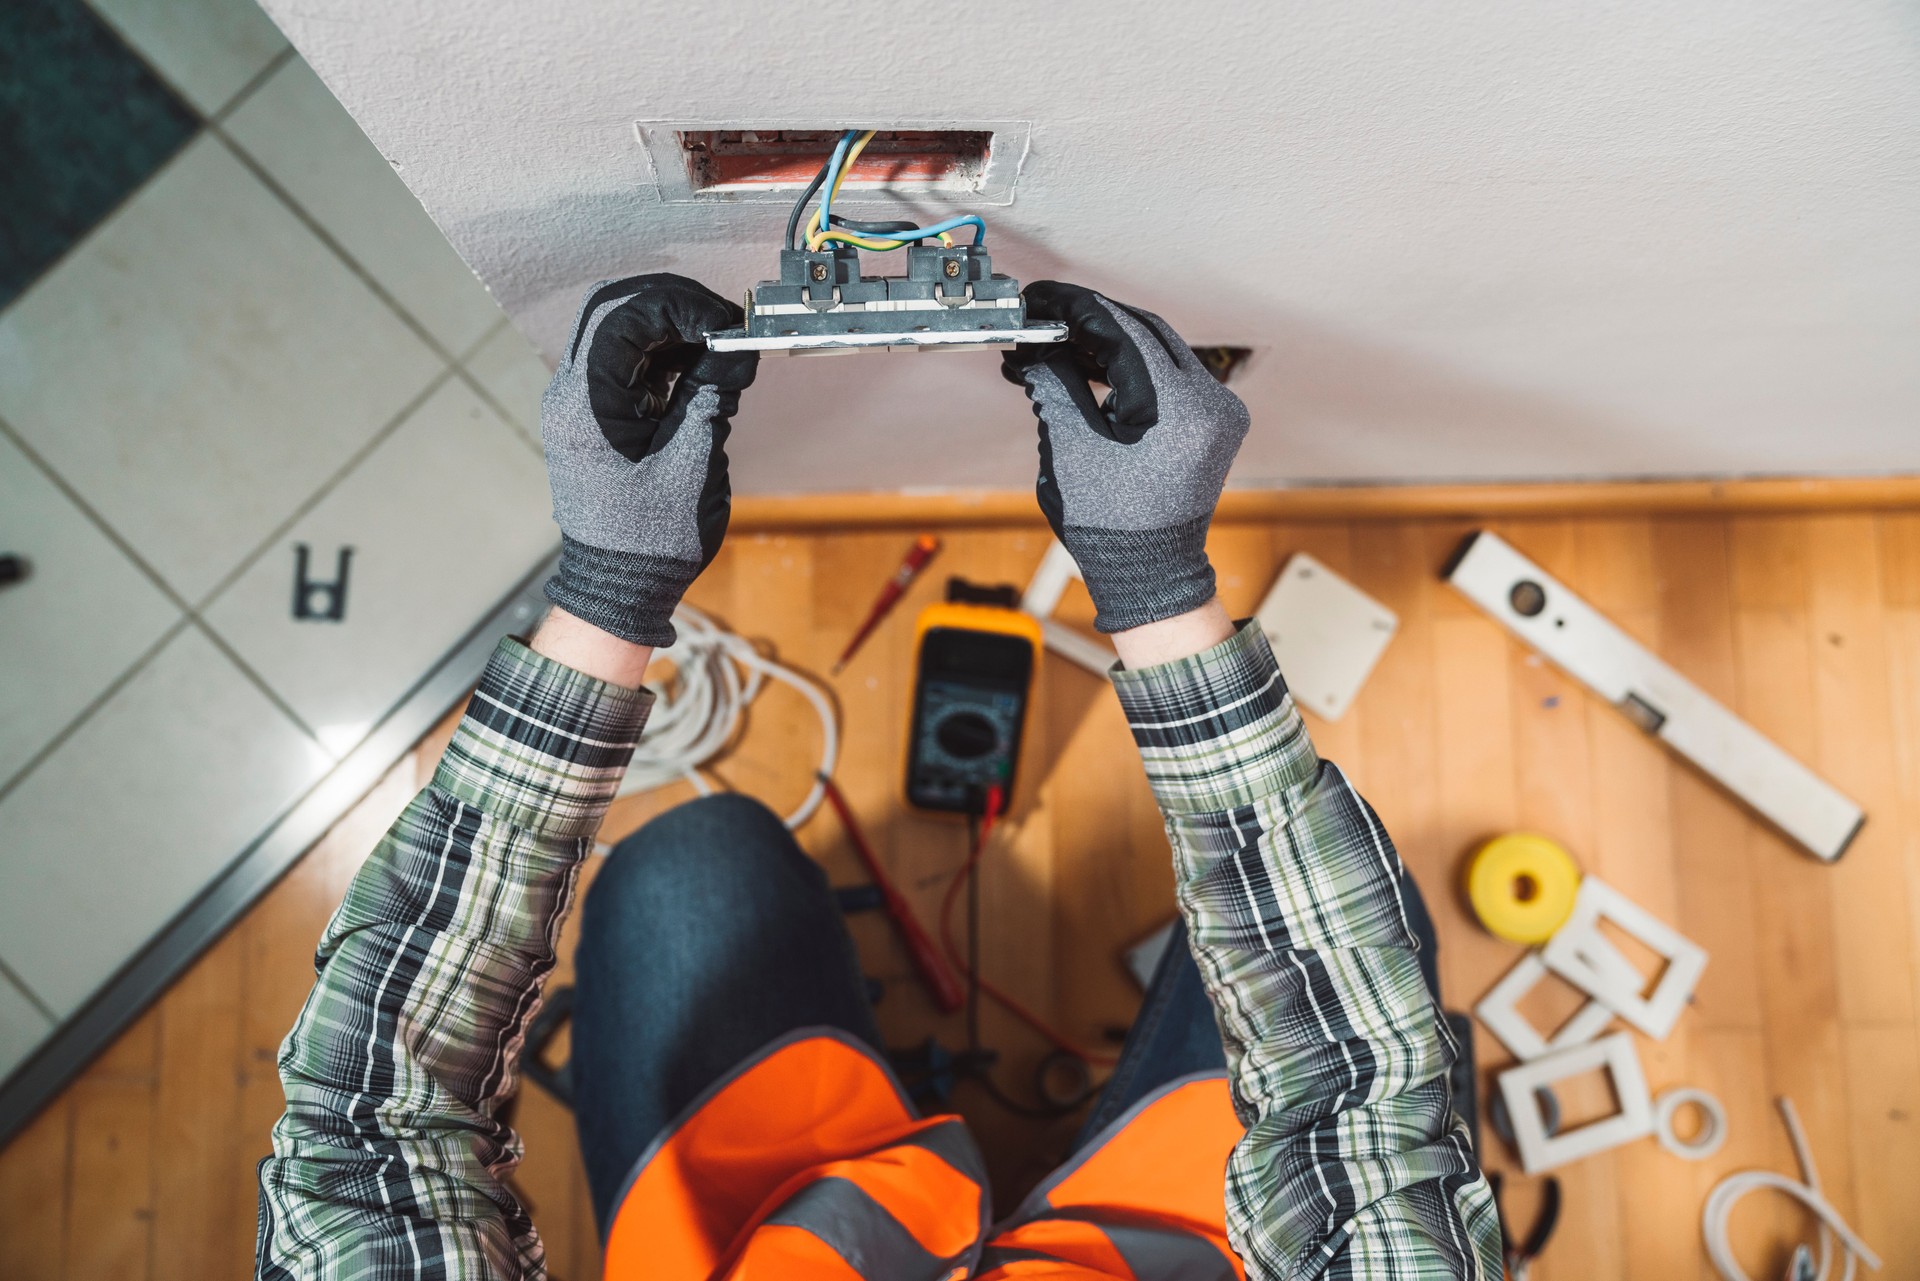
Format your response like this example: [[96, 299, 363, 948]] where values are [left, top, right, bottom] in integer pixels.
[[1254, 553, 1398, 721]]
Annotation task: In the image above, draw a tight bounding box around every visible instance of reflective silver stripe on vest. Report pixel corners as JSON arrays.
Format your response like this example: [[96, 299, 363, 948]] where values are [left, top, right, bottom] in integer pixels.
[[1099, 1222, 1237, 1281], [759, 1121, 986, 1281], [763, 1176, 955, 1281], [901, 1113, 990, 1185]]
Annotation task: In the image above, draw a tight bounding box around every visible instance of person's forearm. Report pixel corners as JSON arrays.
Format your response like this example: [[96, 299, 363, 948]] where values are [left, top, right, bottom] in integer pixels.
[[531, 604, 653, 687], [258, 631, 652, 1278], [1112, 623, 1500, 1278], [1110, 596, 1235, 669]]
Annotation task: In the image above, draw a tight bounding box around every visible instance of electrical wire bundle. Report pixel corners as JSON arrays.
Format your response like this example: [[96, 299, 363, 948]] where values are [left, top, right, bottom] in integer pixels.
[[784, 128, 988, 254], [614, 603, 838, 830], [1701, 1097, 1882, 1281]]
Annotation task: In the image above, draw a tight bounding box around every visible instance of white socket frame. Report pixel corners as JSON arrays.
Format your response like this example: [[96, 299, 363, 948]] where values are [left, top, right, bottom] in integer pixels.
[[1541, 876, 1707, 1041], [1475, 951, 1615, 1061], [1497, 1032, 1655, 1173]]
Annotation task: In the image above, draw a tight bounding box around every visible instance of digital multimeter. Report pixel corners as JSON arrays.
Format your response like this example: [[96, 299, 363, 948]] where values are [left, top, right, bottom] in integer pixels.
[[905, 583, 1042, 815]]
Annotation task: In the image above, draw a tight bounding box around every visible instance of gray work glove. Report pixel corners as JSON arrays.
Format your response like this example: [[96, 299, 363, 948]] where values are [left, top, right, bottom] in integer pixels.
[[541, 275, 757, 647], [1002, 282, 1250, 633]]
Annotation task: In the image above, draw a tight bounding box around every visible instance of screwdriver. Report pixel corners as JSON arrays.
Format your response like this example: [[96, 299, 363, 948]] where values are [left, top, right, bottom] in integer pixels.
[[831, 534, 941, 674]]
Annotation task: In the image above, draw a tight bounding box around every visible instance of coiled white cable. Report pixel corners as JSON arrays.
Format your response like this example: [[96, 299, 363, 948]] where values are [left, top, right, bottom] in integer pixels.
[[1702, 1097, 1881, 1281], [614, 602, 838, 830]]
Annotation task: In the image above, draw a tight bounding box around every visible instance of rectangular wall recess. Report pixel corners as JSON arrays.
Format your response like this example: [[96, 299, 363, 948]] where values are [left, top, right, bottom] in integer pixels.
[[680, 129, 992, 191], [635, 121, 1029, 206]]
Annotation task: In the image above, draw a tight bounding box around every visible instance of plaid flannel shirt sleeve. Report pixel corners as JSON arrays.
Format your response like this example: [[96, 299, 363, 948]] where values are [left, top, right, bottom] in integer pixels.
[[1112, 622, 1503, 1280], [257, 637, 651, 1281]]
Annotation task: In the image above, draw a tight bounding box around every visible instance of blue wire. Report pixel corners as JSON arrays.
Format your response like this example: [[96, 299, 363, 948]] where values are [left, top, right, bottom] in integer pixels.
[[815, 129, 988, 249], [817, 129, 858, 238], [825, 215, 989, 248]]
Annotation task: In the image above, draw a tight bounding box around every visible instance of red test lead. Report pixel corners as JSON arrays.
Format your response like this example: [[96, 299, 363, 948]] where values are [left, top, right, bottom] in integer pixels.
[[818, 773, 965, 1014]]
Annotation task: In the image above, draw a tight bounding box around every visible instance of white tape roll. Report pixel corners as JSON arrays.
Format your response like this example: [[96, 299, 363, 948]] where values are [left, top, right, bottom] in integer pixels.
[[1655, 1087, 1727, 1160]]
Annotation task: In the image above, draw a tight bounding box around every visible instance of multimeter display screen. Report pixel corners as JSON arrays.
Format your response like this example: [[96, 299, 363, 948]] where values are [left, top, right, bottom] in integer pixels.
[[907, 628, 1034, 813], [921, 629, 1033, 683]]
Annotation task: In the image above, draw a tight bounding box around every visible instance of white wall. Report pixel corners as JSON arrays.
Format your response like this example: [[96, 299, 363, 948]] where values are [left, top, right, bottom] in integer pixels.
[[262, 0, 1920, 493]]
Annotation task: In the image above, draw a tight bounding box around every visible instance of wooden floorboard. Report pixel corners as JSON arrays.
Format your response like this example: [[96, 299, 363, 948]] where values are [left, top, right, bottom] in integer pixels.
[[2, 512, 1916, 1279]]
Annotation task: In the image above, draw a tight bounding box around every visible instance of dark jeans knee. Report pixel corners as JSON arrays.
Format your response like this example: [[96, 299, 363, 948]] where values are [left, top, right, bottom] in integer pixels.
[[570, 793, 881, 1227], [583, 794, 820, 947]]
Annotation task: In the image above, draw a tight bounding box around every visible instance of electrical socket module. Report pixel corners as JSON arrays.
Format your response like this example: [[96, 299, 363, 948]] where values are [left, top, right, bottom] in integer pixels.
[[708, 127, 1065, 354], [707, 243, 1065, 354]]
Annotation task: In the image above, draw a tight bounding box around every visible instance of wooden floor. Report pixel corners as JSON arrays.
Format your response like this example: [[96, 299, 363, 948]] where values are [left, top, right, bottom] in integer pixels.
[[3, 510, 1918, 1280]]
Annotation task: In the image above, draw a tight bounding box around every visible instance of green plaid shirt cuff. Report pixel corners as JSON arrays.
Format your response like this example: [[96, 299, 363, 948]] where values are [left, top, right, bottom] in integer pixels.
[[432, 637, 654, 837], [1110, 621, 1316, 816]]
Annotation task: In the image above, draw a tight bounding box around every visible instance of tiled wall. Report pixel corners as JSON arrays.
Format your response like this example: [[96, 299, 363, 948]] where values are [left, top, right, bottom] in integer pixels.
[[0, 0, 559, 1083]]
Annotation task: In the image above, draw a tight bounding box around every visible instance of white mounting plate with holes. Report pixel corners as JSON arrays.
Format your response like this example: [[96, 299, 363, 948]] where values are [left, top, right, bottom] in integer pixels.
[[1541, 876, 1707, 1040], [633, 120, 1032, 205], [1498, 1031, 1655, 1173], [1444, 530, 1863, 861], [1475, 951, 1615, 1062], [1254, 553, 1397, 721], [1021, 540, 1116, 676]]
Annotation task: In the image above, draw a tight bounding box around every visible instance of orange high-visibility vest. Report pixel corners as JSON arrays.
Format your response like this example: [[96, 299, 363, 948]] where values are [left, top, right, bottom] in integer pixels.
[[604, 1029, 1246, 1281]]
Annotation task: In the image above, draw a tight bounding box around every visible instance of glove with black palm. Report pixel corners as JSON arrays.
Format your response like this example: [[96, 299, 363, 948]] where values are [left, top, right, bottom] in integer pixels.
[[1002, 282, 1249, 633], [541, 274, 758, 647]]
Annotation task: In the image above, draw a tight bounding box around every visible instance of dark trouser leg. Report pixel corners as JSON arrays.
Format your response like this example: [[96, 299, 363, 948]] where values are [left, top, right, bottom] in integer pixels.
[[1399, 862, 1444, 1005], [1071, 916, 1225, 1145], [1074, 866, 1444, 1148], [570, 793, 881, 1229]]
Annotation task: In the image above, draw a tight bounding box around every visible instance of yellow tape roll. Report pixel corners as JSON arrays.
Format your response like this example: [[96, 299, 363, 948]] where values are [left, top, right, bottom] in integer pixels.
[[1465, 833, 1580, 944]]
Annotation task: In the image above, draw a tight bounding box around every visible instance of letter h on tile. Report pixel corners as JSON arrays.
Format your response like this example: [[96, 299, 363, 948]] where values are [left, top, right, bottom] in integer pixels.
[[292, 544, 353, 622]]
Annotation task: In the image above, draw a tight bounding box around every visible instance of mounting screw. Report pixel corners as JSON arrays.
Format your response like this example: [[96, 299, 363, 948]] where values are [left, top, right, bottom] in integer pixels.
[[943, 258, 961, 278], [810, 262, 830, 282]]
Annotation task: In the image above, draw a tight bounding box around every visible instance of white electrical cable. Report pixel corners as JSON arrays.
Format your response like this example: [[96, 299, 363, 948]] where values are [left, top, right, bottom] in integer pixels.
[[1701, 1097, 1881, 1281], [614, 602, 838, 830]]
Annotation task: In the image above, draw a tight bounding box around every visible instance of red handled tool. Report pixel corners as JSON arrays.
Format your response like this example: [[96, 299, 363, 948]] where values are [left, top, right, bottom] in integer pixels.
[[831, 534, 941, 674], [819, 773, 965, 1014]]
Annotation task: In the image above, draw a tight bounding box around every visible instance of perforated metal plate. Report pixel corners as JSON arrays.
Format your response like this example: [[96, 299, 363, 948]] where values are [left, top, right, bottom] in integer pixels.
[[707, 322, 1066, 353]]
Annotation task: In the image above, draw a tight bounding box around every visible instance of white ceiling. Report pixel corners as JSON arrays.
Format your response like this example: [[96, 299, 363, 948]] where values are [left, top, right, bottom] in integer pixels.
[[262, 0, 1920, 493]]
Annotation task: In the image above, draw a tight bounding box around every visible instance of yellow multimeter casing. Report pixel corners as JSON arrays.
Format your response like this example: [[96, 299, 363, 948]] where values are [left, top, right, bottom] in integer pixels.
[[905, 593, 1043, 815]]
